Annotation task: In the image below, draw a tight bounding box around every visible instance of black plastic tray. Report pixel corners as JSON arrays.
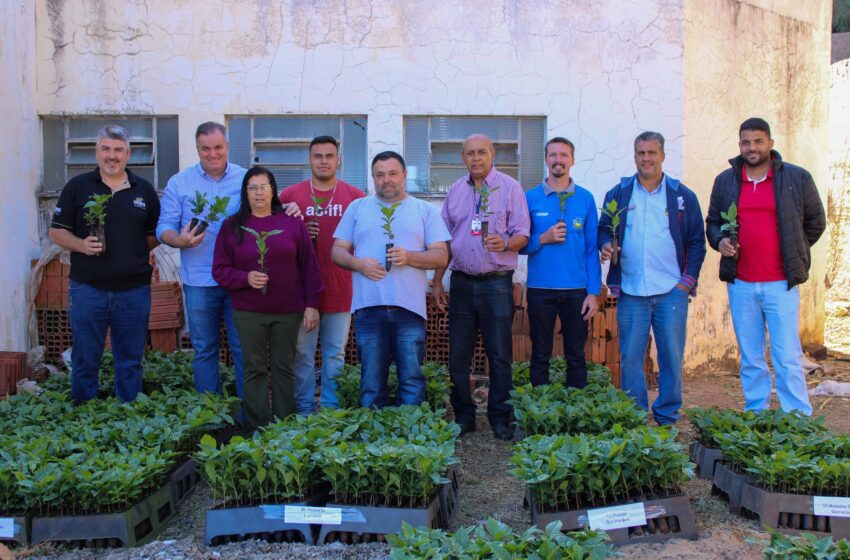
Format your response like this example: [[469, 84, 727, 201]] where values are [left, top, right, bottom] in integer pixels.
[[689, 441, 724, 480], [529, 493, 698, 545], [438, 464, 460, 528], [31, 483, 174, 547], [740, 484, 850, 538], [316, 495, 442, 544], [204, 496, 325, 546], [712, 462, 752, 514]]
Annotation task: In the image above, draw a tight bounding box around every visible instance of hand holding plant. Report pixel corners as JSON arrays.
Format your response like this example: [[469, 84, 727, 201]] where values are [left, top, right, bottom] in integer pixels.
[[381, 202, 401, 271], [477, 183, 500, 240], [600, 199, 627, 265], [83, 193, 113, 255], [308, 194, 327, 241], [188, 191, 209, 233], [719, 202, 739, 259], [241, 227, 283, 295]]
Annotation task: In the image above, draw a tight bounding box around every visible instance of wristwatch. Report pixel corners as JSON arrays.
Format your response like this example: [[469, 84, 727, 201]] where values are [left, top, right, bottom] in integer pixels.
[[502, 238, 509, 252]]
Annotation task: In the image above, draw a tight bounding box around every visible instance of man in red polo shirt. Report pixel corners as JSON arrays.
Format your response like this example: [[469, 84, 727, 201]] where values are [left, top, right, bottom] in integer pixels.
[[281, 135, 365, 414], [706, 117, 825, 415]]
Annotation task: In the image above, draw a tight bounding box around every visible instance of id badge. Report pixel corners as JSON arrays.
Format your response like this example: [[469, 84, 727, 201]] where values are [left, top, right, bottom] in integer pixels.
[[470, 217, 482, 236]]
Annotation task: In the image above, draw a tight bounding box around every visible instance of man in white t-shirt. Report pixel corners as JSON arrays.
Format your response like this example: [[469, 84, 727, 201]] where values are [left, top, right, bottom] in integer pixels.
[[332, 151, 451, 407]]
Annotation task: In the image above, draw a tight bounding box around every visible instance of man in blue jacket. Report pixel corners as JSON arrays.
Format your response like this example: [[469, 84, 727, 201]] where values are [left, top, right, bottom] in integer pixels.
[[599, 131, 706, 425], [522, 137, 601, 388]]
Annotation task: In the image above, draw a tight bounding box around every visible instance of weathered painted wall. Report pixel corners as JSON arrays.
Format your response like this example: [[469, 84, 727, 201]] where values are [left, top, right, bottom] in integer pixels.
[[683, 0, 832, 372], [35, 0, 686, 192], [827, 59, 850, 298], [0, 2, 42, 351]]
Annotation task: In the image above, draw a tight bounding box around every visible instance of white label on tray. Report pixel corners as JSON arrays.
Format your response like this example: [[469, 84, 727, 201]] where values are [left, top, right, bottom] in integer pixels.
[[814, 496, 850, 517], [587, 502, 647, 531], [284, 506, 342, 525], [0, 517, 14, 538]]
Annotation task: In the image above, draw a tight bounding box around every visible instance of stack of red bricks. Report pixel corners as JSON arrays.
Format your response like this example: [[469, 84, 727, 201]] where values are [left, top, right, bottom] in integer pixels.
[[0, 351, 29, 398], [148, 281, 184, 352], [34, 259, 70, 309]]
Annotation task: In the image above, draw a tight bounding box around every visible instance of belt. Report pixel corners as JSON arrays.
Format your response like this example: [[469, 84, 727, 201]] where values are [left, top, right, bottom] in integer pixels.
[[452, 270, 513, 281]]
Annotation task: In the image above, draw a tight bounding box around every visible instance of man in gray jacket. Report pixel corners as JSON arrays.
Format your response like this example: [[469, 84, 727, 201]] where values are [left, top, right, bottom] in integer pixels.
[[705, 117, 825, 416]]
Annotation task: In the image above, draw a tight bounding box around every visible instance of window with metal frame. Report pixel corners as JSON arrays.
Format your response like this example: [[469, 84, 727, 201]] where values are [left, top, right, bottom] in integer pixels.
[[227, 115, 368, 191], [403, 116, 546, 195], [41, 116, 179, 192]]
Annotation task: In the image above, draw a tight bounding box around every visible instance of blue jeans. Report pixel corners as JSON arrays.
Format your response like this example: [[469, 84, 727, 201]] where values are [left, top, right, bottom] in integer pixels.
[[293, 311, 352, 414], [68, 280, 150, 404], [183, 285, 244, 398], [448, 273, 515, 426], [526, 287, 589, 388], [354, 306, 425, 408], [618, 287, 689, 424], [727, 280, 811, 415]]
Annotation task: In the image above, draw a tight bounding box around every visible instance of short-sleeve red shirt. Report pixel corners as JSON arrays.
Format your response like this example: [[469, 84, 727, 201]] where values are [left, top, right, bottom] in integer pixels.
[[280, 180, 365, 312]]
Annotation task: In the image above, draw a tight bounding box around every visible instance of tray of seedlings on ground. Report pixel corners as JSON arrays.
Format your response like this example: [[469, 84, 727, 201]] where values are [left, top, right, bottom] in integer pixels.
[[685, 407, 825, 481], [511, 423, 697, 545], [509, 376, 647, 438], [713, 423, 850, 538], [761, 529, 850, 559], [387, 518, 614, 559], [510, 358, 611, 389], [0, 351, 237, 549], [195, 403, 460, 546], [335, 362, 451, 410]]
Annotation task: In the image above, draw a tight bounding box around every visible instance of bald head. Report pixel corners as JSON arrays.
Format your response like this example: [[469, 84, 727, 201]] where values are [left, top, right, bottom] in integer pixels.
[[461, 134, 496, 183]]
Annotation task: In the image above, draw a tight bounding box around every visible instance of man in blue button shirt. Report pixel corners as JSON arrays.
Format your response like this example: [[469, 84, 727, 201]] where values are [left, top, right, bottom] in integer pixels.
[[598, 131, 706, 425], [157, 122, 299, 399], [522, 137, 601, 388]]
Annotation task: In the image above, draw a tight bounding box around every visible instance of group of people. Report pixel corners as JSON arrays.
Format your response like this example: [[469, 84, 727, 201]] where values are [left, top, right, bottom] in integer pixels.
[[49, 116, 825, 437]]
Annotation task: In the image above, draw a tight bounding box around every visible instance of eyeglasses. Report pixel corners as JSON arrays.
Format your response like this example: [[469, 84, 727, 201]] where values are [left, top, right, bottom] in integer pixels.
[[247, 184, 272, 192]]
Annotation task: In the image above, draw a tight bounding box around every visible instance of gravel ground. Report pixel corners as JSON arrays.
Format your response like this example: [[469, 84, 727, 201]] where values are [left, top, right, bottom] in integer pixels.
[[14, 309, 850, 559]]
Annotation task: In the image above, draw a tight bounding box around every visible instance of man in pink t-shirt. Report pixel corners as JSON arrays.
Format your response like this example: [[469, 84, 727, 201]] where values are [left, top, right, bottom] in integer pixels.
[[280, 136, 365, 413]]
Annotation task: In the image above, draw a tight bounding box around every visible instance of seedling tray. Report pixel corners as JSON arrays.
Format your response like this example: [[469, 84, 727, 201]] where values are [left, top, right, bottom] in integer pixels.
[[31, 483, 175, 548], [740, 484, 850, 538], [204, 496, 326, 546], [712, 462, 751, 513], [689, 441, 724, 480], [170, 426, 235, 509], [438, 464, 460, 528], [316, 495, 442, 545], [0, 514, 29, 547], [529, 493, 697, 545]]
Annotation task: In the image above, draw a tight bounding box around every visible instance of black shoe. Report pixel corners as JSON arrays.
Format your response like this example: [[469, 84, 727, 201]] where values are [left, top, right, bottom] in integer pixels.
[[457, 422, 476, 437], [491, 423, 514, 441]]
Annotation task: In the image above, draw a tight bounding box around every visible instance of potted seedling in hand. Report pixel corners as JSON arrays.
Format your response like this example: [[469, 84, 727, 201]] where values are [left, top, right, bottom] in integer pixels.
[[381, 202, 401, 272], [600, 199, 627, 265], [241, 227, 283, 296], [83, 193, 113, 256], [555, 191, 575, 244], [188, 191, 210, 234], [478, 183, 500, 243], [308, 194, 328, 241], [205, 195, 231, 231], [720, 202, 739, 260]]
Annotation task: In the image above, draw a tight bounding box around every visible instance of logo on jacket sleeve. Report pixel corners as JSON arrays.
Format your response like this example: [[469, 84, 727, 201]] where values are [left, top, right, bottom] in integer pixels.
[[133, 197, 147, 210]]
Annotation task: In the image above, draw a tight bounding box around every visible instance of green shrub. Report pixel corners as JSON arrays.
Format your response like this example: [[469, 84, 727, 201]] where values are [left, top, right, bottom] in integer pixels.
[[512, 426, 693, 512], [388, 518, 613, 559], [762, 529, 850, 559], [685, 407, 826, 448]]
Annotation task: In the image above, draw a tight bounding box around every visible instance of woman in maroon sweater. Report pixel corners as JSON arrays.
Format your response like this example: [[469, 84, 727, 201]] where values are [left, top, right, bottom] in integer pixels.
[[213, 166, 323, 432]]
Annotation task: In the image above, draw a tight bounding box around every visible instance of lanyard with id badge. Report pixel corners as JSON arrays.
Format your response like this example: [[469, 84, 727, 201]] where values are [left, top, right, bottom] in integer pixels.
[[471, 190, 484, 237]]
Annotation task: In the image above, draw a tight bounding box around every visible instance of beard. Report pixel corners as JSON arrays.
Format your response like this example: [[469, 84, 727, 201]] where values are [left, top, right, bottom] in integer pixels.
[[745, 151, 770, 166]]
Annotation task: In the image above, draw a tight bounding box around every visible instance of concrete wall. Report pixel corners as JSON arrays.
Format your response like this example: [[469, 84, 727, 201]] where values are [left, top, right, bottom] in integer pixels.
[[0, 1, 42, 351], [35, 0, 686, 190], [683, 0, 832, 371], [827, 59, 850, 298]]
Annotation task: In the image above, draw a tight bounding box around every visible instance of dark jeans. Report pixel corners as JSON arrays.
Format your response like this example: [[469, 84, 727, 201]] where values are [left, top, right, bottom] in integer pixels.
[[68, 280, 151, 404], [448, 273, 514, 426], [526, 287, 589, 388], [354, 306, 426, 408]]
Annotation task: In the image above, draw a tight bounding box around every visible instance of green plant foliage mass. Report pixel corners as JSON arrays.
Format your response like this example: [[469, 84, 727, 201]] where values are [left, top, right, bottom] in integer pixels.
[[511, 425, 693, 512], [388, 518, 614, 559], [196, 404, 459, 509], [685, 407, 826, 449], [762, 528, 850, 559], [0, 352, 237, 516]]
